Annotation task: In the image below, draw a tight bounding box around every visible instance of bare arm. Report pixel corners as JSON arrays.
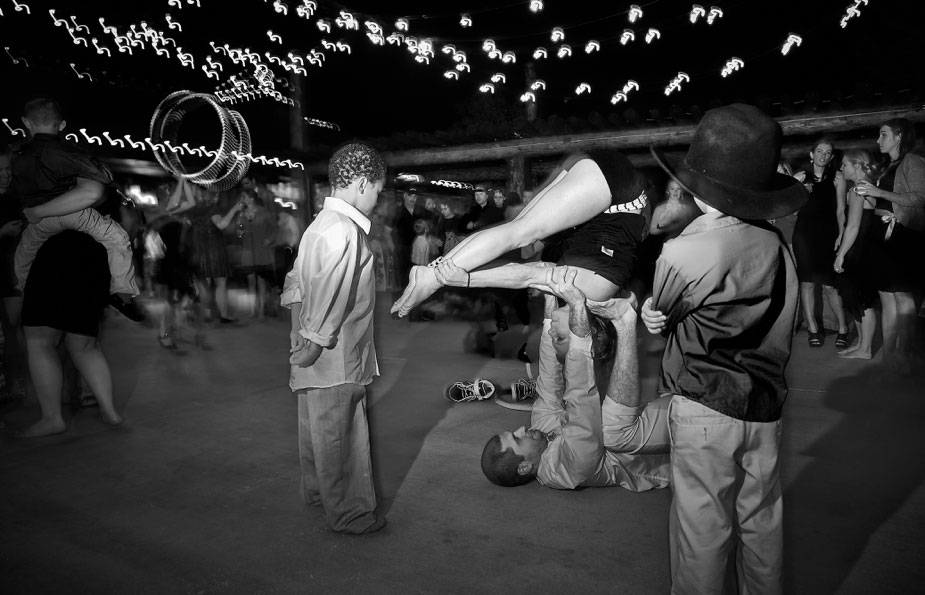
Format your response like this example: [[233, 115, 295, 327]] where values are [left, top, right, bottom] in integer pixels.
[[834, 189, 865, 271], [605, 311, 639, 408], [28, 178, 105, 219], [834, 172, 847, 248], [434, 258, 553, 290], [212, 202, 243, 230]]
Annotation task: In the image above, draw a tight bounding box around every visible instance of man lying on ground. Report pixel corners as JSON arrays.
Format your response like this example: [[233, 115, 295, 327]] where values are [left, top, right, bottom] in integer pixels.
[[477, 265, 671, 490]]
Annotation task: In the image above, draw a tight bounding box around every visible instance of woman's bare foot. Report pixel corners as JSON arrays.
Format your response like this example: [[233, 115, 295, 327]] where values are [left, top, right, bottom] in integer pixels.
[[100, 410, 124, 426], [16, 417, 67, 438], [391, 266, 441, 317], [838, 343, 859, 356]]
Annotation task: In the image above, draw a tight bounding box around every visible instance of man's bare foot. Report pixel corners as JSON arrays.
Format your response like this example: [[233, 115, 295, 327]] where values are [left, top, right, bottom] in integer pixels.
[[391, 266, 441, 317], [839, 350, 871, 360], [16, 417, 66, 438], [100, 410, 124, 426]]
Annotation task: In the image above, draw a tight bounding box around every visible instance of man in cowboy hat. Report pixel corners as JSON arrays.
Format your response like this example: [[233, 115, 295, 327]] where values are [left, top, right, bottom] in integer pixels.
[[643, 103, 807, 594]]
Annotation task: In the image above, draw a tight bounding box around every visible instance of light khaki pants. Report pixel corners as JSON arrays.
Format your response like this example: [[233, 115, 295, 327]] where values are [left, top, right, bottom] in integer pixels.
[[668, 395, 783, 595]]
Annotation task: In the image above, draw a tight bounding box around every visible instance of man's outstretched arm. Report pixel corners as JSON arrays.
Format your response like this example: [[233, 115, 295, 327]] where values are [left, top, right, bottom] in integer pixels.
[[434, 257, 553, 290]]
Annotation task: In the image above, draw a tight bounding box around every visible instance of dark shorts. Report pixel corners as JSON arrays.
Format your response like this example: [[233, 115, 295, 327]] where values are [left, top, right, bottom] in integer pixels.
[[558, 212, 646, 289], [584, 150, 645, 207]]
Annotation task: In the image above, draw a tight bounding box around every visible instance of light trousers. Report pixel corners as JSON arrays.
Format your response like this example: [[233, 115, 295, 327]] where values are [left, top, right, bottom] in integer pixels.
[[668, 395, 783, 595], [298, 383, 379, 534], [15, 208, 139, 295]]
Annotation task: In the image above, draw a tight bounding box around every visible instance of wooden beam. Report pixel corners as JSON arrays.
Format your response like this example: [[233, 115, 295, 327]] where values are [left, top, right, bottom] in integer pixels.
[[305, 105, 925, 174]]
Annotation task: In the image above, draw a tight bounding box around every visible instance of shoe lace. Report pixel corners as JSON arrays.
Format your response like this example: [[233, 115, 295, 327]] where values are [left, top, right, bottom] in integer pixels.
[[449, 380, 492, 402], [512, 378, 536, 400]]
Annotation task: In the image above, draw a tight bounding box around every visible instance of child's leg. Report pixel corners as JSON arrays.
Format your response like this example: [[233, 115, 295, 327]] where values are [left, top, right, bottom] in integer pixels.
[[67, 209, 140, 296], [13, 219, 67, 292]]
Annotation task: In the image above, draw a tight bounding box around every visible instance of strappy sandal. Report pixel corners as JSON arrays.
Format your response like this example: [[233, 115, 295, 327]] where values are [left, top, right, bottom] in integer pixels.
[[808, 332, 823, 348], [834, 333, 849, 348]]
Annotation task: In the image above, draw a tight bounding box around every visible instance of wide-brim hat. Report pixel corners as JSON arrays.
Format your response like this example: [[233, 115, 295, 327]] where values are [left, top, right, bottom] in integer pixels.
[[651, 103, 808, 220]]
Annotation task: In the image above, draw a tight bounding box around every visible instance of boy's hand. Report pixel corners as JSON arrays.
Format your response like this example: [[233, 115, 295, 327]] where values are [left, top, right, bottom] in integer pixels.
[[23, 207, 42, 224], [290, 330, 306, 354], [289, 344, 314, 367], [641, 297, 667, 335]]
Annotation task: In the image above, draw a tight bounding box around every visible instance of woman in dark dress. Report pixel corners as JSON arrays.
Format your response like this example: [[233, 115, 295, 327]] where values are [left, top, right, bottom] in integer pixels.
[[172, 183, 233, 322], [791, 137, 849, 347], [833, 150, 883, 359], [855, 118, 925, 372], [17, 231, 122, 437]]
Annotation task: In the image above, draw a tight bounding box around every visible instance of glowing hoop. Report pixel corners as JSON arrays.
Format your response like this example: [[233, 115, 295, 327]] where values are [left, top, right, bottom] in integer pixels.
[[149, 90, 252, 190]]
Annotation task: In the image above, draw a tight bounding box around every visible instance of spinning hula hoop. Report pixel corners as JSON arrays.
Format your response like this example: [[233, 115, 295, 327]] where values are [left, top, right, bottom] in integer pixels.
[[149, 90, 252, 191]]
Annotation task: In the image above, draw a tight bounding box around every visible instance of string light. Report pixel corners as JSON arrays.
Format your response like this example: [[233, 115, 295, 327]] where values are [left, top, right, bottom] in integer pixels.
[[707, 6, 724, 25], [533, 47, 547, 59], [479, 83, 495, 94], [11, 1, 30, 15], [444, 70, 459, 80], [628, 5, 643, 23], [529, 1, 544, 12], [3, 46, 29, 67], [490, 73, 506, 83], [840, 0, 868, 28], [266, 30, 282, 44], [620, 29, 635, 45], [720, 57, 744, 77], [316, 19, 331, 33], [1, 118, 26, 136], [551, 27, 565, 42], [690, 5, 706, 24], [645, 28, 661, 43], [781, 33, 802, 55], [272, 0, 288, 16], [520, 91, 536, 103], [303, 117, 340, 131], [556, 45, 572, 58], [531, 80, 546, 91], [395, 18, 408, 31], [664, 72, 690, 95], [585, 40, 600, 53], [460, 14, 472, 28], [575, 83, 591, 95]]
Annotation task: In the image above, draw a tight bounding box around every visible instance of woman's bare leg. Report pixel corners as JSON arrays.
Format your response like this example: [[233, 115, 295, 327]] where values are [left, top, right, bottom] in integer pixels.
[[840, 308, 876, 359], [822, 285, 848, 334], [392, 159, 614, 315], [18, 326, 66, 437], [800, 282, 817, 334], [256, 275, 267, 321], [65, 333, 122, 425], [880, 291, 898, 363], [214, 277, 229, 319]]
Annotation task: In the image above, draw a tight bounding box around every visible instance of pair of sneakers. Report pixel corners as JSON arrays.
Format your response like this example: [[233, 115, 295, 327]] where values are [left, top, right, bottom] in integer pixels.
[[444, 363, 537, 411]]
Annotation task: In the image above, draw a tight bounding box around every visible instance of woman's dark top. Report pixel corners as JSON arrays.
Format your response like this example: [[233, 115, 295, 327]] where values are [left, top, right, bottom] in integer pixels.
[[876, 158, 923, 293], [22, 230, 109, 337], [792, 167, 839, 284]]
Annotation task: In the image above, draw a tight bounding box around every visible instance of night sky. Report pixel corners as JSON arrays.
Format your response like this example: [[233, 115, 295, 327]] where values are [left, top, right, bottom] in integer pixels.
[[0, 0, 921, 161]]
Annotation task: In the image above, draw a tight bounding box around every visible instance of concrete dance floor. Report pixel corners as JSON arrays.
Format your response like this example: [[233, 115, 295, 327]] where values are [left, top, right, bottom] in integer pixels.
[[2, 295, 923, 594]]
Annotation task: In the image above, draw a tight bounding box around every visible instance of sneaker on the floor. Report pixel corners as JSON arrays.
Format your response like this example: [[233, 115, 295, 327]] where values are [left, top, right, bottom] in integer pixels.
[[444, 379, 495, 403], [109, 295, 146, 323], [495, 378, 537, 411]]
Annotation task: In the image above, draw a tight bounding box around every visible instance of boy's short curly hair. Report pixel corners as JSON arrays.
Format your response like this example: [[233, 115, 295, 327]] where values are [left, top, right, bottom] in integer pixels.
[[328, 142, 386, 190], [481, 435, 534, 487], [23, 98, 64, 127]]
